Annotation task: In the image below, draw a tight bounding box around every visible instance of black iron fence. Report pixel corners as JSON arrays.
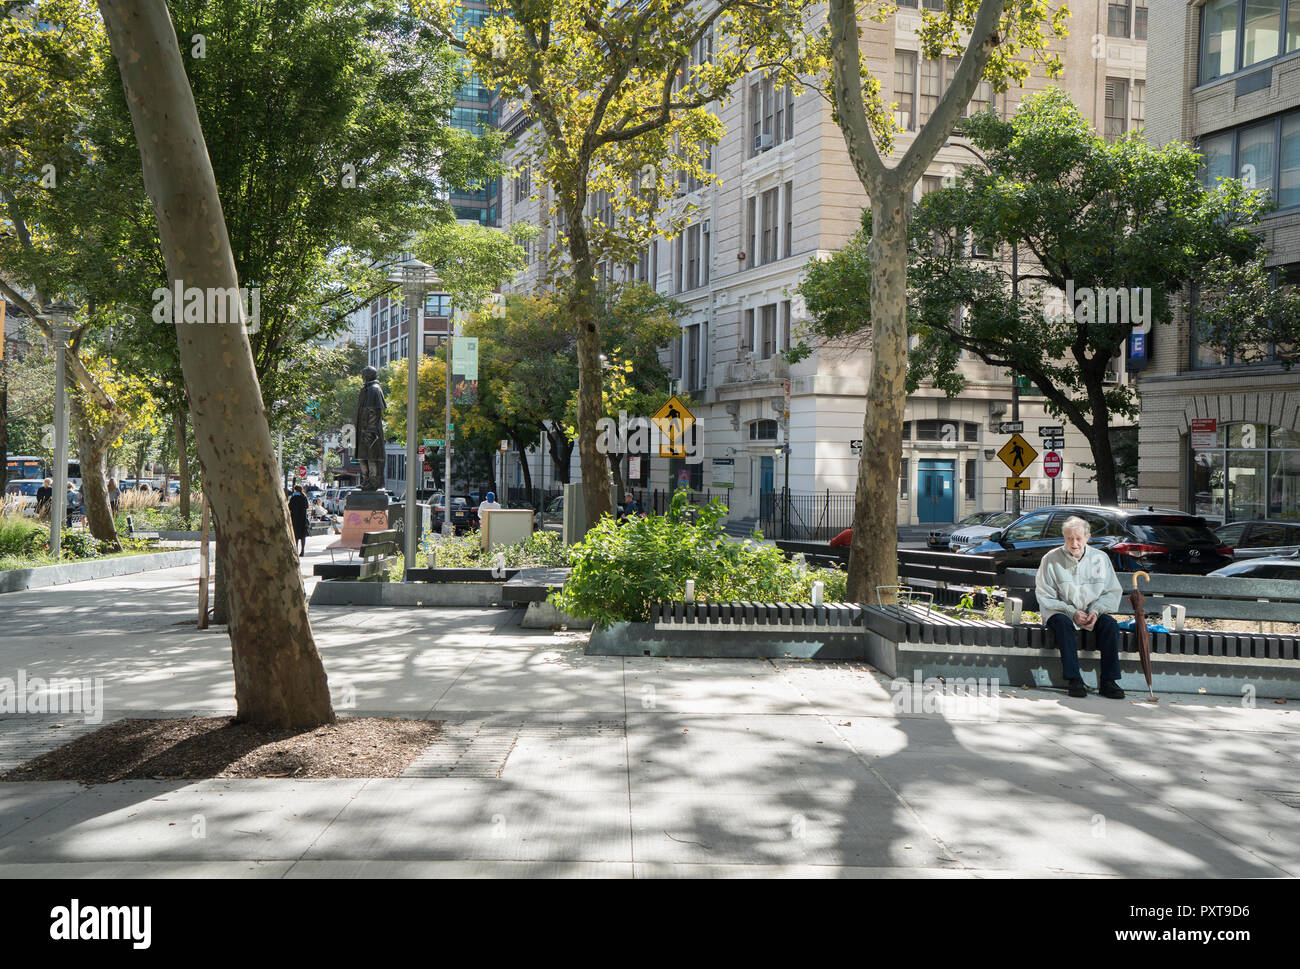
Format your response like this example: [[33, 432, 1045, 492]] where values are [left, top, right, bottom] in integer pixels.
[[760, 490, 857, 541], [1002, 489, 1147, 512]]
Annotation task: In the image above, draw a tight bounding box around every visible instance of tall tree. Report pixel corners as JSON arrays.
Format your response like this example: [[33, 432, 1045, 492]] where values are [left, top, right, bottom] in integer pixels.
[[420, 0, 823, 527], [825, 0, 1068, 601], [796, 90, 1270, 504], [97, 0, 333, 727]]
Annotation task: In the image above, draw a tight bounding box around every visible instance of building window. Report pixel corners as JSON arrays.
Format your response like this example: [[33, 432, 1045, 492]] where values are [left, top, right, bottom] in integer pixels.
[[1108, 1, 1131, 37], [750, 419, 778, 440], [759, 188, 779, 264], [895, 50, 917, 131], [914, 419, 962, 442], [780, 300, 791, 353], [1201, 0, 1240, 81], [919, 57, 944, 126], [745, 197, 756, 269], [783, 181, 793, 258], [685, 224, 701, 290], [514, 165, 530, 202], [964, 422, 980, 442], [1191, 263, 1297, 367], [1135, 0, 1148, 39], [1191, 421, 1300, 522], [742, 307, 755, 354], [760, 303, 777, 359], [965, 458, 977, 500], [1132, 79, 1145, 131], [899, 458, 910, 499], [1105, 77, 1129, 141]]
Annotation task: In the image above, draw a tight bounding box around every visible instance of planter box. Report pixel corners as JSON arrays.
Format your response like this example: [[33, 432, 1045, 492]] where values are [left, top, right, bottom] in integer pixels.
[[309, 580, 508, 607], [0, 548, 203, 595]]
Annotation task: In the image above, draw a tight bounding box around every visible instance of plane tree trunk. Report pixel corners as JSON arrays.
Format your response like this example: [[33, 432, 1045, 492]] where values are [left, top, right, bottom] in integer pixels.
[[97, 0, 333, 728]]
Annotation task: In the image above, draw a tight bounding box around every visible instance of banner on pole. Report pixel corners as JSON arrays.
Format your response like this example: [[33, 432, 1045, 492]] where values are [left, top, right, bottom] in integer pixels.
[[452, 337, 479, 406]]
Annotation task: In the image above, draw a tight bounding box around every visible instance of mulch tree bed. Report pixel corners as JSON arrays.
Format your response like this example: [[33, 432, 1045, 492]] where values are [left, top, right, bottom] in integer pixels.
[[1, 716, 442, 784]]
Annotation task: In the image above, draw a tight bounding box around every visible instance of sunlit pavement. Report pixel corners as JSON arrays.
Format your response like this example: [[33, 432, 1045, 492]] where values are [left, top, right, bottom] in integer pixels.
[[0, 542, 1296, 878]]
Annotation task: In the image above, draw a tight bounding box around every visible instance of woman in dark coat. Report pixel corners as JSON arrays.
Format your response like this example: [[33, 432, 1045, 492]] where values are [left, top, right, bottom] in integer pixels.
[[288, 484, 310, 557]]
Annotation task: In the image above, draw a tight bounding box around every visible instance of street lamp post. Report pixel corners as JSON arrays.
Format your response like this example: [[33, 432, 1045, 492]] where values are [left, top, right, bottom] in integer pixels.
[[41, 301, 78, 558], [389, 261, 441, 566]]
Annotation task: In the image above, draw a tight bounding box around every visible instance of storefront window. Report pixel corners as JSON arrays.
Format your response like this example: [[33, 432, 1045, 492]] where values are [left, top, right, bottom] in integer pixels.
[[1191, 421, 1300, 522]]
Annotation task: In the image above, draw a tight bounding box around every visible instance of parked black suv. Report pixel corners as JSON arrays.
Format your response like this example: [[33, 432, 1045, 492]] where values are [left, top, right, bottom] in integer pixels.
[[956, 505, 1234, 574]]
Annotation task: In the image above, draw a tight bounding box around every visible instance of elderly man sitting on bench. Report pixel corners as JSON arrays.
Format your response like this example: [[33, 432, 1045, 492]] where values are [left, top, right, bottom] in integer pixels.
[[1035, 515, 1125, 700]]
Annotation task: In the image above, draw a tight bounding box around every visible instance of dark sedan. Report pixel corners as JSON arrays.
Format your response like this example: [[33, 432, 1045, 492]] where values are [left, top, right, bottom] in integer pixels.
[[957, 505, 1234, 575], [1213, 520, 1300, 560], [1210, 552, 1300, 580]]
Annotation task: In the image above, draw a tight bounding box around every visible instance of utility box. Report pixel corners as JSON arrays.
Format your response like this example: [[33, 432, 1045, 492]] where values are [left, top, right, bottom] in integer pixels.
[[481, 508, 533, 550]]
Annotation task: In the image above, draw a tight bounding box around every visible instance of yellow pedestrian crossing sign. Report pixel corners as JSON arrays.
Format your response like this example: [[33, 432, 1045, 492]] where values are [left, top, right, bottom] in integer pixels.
[[652, 395, 694, 458], [1005, 476, 1031, 490], [997, 433, 1038, 475]]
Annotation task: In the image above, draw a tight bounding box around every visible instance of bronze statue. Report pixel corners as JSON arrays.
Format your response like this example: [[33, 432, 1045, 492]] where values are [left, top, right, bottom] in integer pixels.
[[353, 365, 386, 491]]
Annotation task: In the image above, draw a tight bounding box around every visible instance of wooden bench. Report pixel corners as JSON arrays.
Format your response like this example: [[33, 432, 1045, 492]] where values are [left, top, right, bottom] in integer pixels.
[[124, 515, 160, 541], [404, 567, 521, 583], [775, 539, 849, 570], [313, 529, 399, 581], [502, 567, 571, 604]]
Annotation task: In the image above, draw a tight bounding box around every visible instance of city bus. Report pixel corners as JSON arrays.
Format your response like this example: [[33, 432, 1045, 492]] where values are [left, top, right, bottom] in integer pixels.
[[6, 455, 45, 480], [4, 457, 81, 487]]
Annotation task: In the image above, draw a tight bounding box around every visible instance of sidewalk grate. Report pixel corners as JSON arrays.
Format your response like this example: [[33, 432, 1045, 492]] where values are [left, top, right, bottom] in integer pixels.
[[0, 714, 122, 773], [402, 721, 521, 778]]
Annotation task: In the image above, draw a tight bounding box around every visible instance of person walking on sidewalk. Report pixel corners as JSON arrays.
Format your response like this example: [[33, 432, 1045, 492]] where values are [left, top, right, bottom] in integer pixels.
[[288, 484, 309, 557], [1035, 516, 1125, 699]]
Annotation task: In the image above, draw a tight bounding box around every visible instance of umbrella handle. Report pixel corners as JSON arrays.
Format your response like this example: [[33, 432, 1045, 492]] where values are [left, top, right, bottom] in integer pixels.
[[1132, 569, 1150, 591]]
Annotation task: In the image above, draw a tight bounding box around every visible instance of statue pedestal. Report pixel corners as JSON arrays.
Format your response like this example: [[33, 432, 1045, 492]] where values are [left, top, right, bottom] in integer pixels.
[[342, 491, 403, 543]]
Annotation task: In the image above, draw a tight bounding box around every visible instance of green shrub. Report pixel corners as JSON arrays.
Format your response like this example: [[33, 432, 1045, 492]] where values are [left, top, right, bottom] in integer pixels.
[[417, 529, 571, 570], [554, 491, 846, 628], [58, 530, 103, 560], [0, 514, 48, 558]]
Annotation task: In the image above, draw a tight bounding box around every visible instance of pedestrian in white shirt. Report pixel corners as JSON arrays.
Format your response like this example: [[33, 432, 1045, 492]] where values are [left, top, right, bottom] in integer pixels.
[[1035, 515, 1126, 699]]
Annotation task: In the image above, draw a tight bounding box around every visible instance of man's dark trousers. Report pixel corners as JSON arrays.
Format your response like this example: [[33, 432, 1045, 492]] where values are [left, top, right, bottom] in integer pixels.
[[1046, 613, 1122, 683]]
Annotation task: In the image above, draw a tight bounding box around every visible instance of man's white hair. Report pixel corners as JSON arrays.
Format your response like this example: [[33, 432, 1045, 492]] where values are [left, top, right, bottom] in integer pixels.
[[1061, 515, 1091, 538]]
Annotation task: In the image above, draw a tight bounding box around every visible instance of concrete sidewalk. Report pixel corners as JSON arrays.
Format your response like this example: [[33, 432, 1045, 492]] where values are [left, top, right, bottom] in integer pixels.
[[0, 545, 1297, 878]]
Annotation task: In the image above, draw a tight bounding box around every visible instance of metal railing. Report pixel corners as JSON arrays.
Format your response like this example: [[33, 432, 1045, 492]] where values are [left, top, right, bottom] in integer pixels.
[[1002, 489, 1148, 512], [760, 489, 857, 540]]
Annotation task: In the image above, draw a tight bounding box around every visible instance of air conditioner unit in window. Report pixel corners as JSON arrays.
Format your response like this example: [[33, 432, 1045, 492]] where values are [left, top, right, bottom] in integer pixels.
[[702, 220, 710, 234], [754, 133, 773, 152]]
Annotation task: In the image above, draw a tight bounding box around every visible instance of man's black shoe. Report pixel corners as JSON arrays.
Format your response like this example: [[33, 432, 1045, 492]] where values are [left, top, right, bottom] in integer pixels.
[[1066, 678, 1087, 698], [1100, 680, 1126, 699]]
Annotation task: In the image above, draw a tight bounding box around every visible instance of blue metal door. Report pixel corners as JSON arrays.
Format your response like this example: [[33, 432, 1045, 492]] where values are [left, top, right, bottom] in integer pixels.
[[917, 460, 955, 523]]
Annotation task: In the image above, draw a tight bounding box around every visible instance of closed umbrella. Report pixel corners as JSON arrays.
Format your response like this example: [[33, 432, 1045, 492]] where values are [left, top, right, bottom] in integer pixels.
[[1127, 570, 1155, 700]]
